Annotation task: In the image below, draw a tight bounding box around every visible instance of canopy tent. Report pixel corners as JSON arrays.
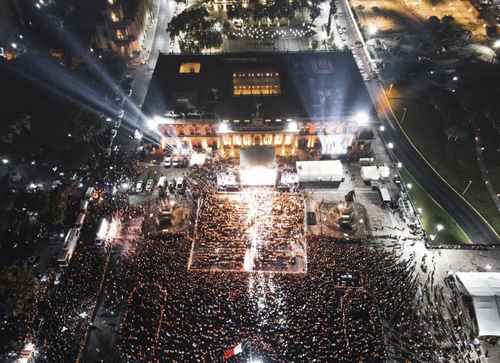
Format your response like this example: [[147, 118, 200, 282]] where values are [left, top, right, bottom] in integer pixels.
[[190, 153, 207, 167], [360, 166, 380, 182], [296, 160, 343, 184], [455, 272, 500, 337], [378, 165, 391, 180]]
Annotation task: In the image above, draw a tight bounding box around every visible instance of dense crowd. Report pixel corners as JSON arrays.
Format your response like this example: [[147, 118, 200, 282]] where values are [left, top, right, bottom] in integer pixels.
[[37, 243, 105, 362], [191, 191, 304, 272], [111, 211, 483, 362], [31, 165, 485, 363]]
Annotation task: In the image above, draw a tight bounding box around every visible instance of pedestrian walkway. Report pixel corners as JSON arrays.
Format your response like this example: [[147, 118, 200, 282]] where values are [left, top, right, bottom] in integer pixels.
[[474, 133, 500, 212]]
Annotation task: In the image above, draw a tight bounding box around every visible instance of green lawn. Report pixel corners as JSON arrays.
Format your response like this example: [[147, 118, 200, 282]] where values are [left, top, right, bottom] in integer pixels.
[[389, 85, 500, 239], [399, 168, 472, 244]]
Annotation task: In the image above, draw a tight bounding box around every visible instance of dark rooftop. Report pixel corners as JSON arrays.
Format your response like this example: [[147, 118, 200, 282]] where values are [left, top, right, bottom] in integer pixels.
[[142, 51, 374, 121]]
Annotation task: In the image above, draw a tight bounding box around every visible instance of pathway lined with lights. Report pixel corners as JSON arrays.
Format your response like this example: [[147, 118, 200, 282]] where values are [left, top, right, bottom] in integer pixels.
[[474, 133, 500, 212]]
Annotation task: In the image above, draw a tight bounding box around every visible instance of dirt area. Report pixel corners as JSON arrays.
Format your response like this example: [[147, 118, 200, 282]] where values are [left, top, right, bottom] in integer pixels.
[[350, 0, 486, 41]]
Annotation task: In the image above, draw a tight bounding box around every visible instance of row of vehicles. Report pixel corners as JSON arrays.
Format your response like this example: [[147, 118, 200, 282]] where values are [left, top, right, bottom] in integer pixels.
[[134, 178, 155, 194], [133, 173, 185, 194], [163, 155, 188, 168]]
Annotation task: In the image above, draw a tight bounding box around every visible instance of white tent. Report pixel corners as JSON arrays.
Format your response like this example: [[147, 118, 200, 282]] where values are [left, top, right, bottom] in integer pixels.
[[296, 160, 343, 183], [455, 272, 500, 337], [360, 166, 380, 182], [379, 165, 391, 180], [190, 153, 207, 167]]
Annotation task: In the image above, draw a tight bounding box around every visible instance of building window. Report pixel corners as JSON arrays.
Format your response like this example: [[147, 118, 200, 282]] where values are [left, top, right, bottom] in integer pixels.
[[110, 11, 120, 22], [243, 135, 252, 146], [233, 135, 242, 146], [116, 29, 125, 40], [179, 63, 201, 74], [274, 134, 282, 145], [233, 70, 281, 96]]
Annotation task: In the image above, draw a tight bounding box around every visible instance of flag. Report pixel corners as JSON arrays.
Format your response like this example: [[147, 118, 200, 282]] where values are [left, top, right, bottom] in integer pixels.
[[223, 343, 243, 361]]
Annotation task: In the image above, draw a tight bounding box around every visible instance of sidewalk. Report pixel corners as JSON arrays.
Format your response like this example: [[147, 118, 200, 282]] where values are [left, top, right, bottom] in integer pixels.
[[474, 133, 500, 212], [136, 0, 161, 63], [130, 0, 176, 108]]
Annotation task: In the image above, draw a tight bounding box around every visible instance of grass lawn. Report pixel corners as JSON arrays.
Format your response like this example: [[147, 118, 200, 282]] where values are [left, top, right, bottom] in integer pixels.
[[389, 85, 500, 238], [400, 168, 472, 244]]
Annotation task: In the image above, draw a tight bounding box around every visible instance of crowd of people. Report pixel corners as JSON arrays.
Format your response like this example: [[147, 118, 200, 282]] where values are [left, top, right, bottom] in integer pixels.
[[191, 191, 304, 272], [37, 242, 105, 362], [30, 162, 485, 363]]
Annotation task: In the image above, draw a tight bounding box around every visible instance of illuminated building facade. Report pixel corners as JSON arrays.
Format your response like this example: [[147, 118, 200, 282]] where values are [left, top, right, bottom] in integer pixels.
[[143, 51, 375, 158], [94, 0, 151, 58]]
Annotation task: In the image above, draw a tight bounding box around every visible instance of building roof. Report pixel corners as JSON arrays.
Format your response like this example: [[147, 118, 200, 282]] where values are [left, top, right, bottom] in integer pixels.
[[296, 160, 344, 183], [455, 272, 500, 337], [142, 51, 374, 122]]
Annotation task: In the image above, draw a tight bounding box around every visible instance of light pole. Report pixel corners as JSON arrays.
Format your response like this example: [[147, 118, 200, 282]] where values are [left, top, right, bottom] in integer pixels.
[[462, 179, 472, 195], [400, 107, 407, 124], [387, 83, 393, 97]]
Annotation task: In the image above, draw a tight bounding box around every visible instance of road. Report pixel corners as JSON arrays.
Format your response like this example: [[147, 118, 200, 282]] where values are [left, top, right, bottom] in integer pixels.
[[131, 0, 174, 108], [337, 0, 499, 244]]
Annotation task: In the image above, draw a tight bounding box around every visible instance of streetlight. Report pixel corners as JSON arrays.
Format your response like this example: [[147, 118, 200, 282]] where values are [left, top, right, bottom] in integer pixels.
[[355, 111, 369, 126], [387, 142, 394, 149], [11, 42, 17, 49], [287, 121, 298, 132], [1, 158, 9, 164], [217, 123, 230, 133], [147, 117, 159, 130], [400, 107, 408, 124], [134, 129, 143, 140], [406, 183, 412, 190], [436, 224, 444, 231], [397, 162, 403, 169], [379, 125, 385, 131]]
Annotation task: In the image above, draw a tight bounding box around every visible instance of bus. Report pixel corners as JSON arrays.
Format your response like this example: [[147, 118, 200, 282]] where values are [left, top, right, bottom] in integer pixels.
[[56, 228, 80, 267]]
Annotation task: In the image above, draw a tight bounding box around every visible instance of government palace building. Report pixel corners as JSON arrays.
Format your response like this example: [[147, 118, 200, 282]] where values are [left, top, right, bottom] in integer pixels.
[[142, 50, 376, 159]]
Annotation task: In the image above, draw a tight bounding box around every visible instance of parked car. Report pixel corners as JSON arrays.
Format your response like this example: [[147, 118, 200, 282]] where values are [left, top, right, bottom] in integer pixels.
[[135, 181, 143, 193], [145, 179, 154, 193], [164, 156, 172, 167]]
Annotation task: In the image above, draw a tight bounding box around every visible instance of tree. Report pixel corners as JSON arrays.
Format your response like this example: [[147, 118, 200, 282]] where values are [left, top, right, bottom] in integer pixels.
[[42, 186, 71, 225]]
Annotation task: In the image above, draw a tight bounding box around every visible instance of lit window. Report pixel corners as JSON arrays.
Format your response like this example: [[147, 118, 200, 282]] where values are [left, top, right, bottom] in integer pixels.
[[264, 134, 273, 145], [110, 11, 120, 22], [232, 71, 281, 97], [179, 63, 201, 73], [116, 29, 125, 40]]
